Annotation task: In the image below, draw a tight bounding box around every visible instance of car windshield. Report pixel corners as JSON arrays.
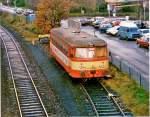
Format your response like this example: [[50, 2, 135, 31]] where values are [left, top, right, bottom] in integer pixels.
[[143, 30, 149, 34], [129, 28, 138, 32], [75, 47, 107, 58]]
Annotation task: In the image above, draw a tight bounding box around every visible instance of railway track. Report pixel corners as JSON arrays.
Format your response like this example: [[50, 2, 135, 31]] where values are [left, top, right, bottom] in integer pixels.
[[81, 80, 132, 117], [0, 26, 49, 117]]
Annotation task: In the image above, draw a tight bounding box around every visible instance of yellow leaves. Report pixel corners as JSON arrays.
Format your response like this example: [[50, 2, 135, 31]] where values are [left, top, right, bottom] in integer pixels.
[[35, 0, 74, 33]]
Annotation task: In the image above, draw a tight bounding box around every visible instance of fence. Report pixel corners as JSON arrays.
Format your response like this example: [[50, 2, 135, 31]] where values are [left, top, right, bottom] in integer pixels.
[[109, 52, 149, 91]]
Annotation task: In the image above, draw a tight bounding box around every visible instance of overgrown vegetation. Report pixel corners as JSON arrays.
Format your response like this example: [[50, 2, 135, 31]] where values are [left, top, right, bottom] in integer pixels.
[[1, 0, 25, 7], [102, 64, 149, 116], [0, 13, 38, 42], [35, 0, 75, 34], [15, 0, 25, 7]]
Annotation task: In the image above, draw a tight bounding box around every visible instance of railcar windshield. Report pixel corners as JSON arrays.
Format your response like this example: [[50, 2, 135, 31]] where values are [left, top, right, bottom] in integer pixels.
[[75, 47, 107, 58]]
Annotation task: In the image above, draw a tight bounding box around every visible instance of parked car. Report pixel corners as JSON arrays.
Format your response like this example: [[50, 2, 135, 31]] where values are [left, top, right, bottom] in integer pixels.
[[22, 11, 30, 16], [139, 29, 149, 36], [99, 23, 112, 33], [80, 17, 92, 26], [92, 20, 102, 28], [118, 21, 141, 40], [136, 33, 149, 48], [111, 20, 121, 26], [94, 16, 105, 21], [15, 8, 24, 14], [143, 21, 149, 29], [106, 26, 120, 36]]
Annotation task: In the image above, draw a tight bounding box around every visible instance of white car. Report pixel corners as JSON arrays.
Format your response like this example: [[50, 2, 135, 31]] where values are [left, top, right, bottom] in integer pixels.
[[139, 29, 149, 36], [106, 26, 120, 36]]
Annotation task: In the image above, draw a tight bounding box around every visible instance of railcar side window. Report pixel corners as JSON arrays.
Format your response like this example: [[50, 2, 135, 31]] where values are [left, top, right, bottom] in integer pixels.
[[95, 47, 107, 57]]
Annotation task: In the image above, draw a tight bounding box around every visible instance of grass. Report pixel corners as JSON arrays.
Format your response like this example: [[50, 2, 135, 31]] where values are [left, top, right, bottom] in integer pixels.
[[1, 13, 38, 42], [1, 13, 149, 116], [102, 65, 149, 116]]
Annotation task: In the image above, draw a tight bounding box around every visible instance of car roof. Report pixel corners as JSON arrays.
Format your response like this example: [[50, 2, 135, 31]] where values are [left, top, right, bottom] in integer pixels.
[[120, 21, 137, 27], [139, 29, 149, 31], [142, 33, 150, 38]]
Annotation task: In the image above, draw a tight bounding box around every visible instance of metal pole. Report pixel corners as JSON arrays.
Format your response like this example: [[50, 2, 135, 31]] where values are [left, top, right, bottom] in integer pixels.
[[144, 6, 145, 20], [7, 0, 9, 6], [13, 0, 17, 7], [143, 0, 146, 21]]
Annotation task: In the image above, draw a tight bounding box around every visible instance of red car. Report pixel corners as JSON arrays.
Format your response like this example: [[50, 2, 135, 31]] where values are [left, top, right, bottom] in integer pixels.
[[136, 33, 149, 48], [112, 20, 121, 26]]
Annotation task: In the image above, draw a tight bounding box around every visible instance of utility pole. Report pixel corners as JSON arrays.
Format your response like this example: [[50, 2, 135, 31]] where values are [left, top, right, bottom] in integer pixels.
[[13, 0, 17, 7], [7, 0, 9, 6], [107, 3, 112, 18], [143, 0, 146, 21]]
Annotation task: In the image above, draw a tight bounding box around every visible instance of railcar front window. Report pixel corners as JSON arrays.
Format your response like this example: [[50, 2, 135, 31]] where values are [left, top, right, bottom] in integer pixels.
[[75, 48, 95, 58], [75, 47, 107, 58]]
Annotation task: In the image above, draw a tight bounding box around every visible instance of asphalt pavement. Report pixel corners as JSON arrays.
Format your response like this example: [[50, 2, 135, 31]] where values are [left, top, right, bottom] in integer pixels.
[[0, 5, 16, 14]]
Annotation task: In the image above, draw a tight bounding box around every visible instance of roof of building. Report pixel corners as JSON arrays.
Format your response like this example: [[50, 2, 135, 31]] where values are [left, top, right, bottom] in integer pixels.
[[51, 27, 107, 48]]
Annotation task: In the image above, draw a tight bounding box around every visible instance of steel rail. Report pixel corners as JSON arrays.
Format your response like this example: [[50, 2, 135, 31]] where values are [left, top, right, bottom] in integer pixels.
[[100, 82, 126, 117], [80, 83, 99, 117], [1, 33, 23, 117], [0, 26, 49, 117], [81, 79, 127, 117]]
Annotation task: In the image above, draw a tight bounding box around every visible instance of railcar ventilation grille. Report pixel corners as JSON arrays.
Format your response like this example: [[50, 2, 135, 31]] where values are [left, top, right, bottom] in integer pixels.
[[63, 27, 68, 29], [72, 30, 80, 34], [82, 36, 86, 38]]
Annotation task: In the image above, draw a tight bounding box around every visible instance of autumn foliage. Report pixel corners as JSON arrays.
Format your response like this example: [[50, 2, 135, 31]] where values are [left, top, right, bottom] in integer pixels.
[[35, 0, 74, 34]]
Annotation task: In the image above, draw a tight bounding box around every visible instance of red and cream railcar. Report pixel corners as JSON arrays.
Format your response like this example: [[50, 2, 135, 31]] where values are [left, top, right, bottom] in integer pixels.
[[50, 27, 109, 78]]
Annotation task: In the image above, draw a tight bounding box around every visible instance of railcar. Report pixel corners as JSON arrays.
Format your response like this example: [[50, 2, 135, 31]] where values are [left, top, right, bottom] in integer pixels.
[[50, 27, 109, 78]]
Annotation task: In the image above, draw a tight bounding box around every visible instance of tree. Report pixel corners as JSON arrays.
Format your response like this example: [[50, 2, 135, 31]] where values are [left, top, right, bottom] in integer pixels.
[[35, 0, 74, 34], [16, 0, 25, 7]]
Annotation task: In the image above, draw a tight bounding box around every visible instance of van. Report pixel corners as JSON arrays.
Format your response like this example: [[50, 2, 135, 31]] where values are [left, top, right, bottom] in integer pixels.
[[118, 21, 141, 40]]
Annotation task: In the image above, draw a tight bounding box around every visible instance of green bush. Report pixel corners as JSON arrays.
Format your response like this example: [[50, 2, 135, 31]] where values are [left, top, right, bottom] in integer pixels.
[[97, 3, 107, 12], [16, 0, 25, 7], [121, 6, 135, 12]]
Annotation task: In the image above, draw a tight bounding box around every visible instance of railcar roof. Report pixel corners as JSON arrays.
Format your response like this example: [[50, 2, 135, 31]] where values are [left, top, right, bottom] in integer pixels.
[[51, 27, 107, 47]]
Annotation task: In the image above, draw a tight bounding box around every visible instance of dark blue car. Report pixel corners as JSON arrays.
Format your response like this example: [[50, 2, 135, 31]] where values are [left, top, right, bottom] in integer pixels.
[[99, 23, 112, 33]]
